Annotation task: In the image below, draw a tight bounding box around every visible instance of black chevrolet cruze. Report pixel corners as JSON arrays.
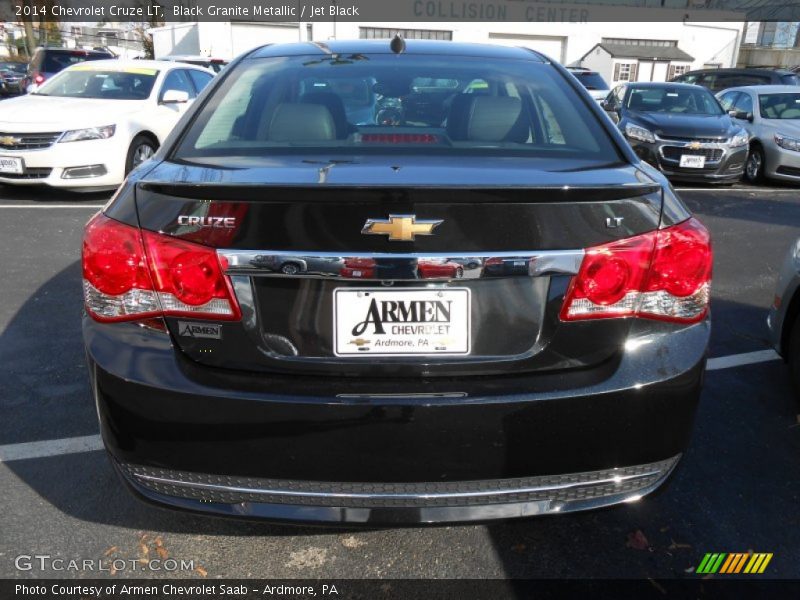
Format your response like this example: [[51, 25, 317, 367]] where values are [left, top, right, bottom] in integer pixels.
[[82, 40, 712, 524], [602, 82, 749, 184]]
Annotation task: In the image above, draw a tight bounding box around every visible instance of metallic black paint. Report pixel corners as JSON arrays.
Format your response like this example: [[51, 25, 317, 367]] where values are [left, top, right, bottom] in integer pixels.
[[86, 40, 708, 524]]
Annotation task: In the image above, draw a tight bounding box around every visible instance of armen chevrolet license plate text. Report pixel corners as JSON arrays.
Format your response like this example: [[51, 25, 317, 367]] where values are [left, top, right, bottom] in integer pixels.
[[334, 288, 471, 356]]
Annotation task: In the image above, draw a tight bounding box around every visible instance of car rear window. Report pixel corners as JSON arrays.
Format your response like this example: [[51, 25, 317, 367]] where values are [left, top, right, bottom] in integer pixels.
[[174, 54, 621, 162], [780, 74, 800, 86], [571, 72, 608, 91], [42, 51, 109, 73]]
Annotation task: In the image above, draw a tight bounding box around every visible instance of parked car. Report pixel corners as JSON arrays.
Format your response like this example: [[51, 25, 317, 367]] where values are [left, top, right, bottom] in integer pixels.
[[482, 256, 531, 277], [418, 258, 464, 279], [671, 67, 799, 93], [158, 55, 228, 74], [567, 67, 610, 102], [717, 85, 800, 183], [0, 59, 214, 191], [249, 254, 344, 275], [602, 82, 748, 183], [0, 62, 26, 96], [21, 47, 115, 93], [82, 39, 712, 525], [767, 237, 800, 401]]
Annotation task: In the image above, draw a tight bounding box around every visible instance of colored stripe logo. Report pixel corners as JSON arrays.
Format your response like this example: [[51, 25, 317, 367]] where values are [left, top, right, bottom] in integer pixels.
[[696, 553, 773, 574]]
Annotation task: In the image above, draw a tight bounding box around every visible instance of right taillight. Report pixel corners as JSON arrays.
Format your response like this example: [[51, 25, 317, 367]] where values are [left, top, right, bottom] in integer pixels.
[[82, 213, 241, 323], [561, 217, 711, 323], [33, 73, 45, 85]]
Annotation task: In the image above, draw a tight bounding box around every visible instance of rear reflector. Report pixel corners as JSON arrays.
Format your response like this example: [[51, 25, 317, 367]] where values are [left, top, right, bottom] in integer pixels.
[[561, 217, 711, 323], [82, 213, 240, 322]]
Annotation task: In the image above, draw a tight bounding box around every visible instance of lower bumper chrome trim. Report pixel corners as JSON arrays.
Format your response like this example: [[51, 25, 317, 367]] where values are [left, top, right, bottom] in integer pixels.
[[119, 455, 680, 512]]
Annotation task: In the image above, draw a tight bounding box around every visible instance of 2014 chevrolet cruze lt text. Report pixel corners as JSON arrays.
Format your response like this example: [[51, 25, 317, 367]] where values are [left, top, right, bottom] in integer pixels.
[[82, 40, 712, 525]]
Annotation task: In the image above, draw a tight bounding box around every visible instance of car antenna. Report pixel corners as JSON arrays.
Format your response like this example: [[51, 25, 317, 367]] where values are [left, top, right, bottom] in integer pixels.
[[390, 35, 406, 55]]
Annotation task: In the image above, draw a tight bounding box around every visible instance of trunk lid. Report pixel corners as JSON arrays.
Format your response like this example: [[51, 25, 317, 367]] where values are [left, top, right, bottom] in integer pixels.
[[135, 157, 662, 377]]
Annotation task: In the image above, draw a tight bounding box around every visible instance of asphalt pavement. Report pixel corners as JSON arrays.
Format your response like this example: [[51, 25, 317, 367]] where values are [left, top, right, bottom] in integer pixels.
[[0, 182, 798, 580]]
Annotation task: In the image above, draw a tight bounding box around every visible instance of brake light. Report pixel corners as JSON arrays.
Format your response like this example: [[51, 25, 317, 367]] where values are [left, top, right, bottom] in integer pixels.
[[359, 133, 439, 144], [33, 74, 45, 85], [82, 213, 240, 322], [561, 218, 711, 323]]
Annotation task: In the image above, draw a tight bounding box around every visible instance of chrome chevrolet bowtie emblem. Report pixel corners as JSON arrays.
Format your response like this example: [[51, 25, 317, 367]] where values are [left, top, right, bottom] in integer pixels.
[[0, 135, 20, 146], [362, 215, 443, 242], [687, 141, 703, 150]]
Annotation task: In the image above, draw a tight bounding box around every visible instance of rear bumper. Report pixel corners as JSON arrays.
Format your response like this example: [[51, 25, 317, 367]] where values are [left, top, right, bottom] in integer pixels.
[[85, 316, 709, 524]]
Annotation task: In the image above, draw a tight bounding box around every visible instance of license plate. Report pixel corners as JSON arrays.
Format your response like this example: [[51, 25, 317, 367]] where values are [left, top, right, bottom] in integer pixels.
[[679, 154, 705, 169], [0, 156, 23, 174], [333, 288, 471, 356]]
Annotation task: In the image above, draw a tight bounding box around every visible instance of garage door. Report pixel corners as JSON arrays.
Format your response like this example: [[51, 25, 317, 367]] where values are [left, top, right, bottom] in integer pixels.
[[488, 33, 566, 63], [231, 23, 300, 56]]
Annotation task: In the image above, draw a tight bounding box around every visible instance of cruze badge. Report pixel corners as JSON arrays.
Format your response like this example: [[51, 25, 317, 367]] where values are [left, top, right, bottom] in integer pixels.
[[362, 215, 443, 242], [177, 215, 236, 229]]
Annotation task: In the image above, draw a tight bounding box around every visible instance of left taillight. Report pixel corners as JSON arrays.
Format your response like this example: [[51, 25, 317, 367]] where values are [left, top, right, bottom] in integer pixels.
[[561, 217, 711, 324], [82, 213, 241, 323]]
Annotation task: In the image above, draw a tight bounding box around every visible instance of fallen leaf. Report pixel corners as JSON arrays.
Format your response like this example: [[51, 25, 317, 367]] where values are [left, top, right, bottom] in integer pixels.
[[647, 578, 667, 595], [194, 566, 208, 578], [626, 529, 651, 551], [103, 546, 118, 557], [154, 536, 164, 548], [668, 539, 692, 551], [156, 546, 169, 560]]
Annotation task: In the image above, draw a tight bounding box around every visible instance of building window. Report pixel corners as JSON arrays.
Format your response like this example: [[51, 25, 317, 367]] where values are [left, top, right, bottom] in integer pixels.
[[667, 64, 689, 80], [359, 27, 452, 41], [758, 22, 777, 46], [613, 62, 638, 82]]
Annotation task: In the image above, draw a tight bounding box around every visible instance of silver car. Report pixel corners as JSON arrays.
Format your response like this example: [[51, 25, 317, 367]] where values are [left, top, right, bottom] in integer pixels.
[[717, 85, 800, 183], [767, 237, 800, 400]]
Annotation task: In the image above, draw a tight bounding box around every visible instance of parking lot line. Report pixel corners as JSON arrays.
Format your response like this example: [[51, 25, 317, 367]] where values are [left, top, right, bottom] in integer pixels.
[[0, 204, 104, 209], [0, 351, 785, 463], [0, 434, 103, 462], [706, 349, 781, 371]]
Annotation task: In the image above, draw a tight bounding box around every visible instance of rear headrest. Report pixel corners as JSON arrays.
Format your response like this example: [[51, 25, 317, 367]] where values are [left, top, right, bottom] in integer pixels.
[[299, 92, 350, 139], [447, 96, 528, 143], [267, 103, 336, 142]]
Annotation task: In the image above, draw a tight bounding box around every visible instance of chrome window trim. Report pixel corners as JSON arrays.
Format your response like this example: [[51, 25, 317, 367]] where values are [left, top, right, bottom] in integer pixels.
[[218, 249, 585, 281]]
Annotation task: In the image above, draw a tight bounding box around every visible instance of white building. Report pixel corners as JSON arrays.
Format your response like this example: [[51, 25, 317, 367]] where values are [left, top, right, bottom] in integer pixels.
[[149, 20, 744, 87]]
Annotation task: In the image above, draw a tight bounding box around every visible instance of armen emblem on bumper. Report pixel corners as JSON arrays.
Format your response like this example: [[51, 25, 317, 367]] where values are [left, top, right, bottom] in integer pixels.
[[362, 215, 443, 241]]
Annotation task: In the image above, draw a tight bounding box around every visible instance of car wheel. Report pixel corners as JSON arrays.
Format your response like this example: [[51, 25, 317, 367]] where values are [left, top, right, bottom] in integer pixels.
[[126, 135, 158, 174], [455, 267, 464, 279], [281, 263, 301, 275], [790, 316, 800, 401], [744, 144, 765, 184]]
